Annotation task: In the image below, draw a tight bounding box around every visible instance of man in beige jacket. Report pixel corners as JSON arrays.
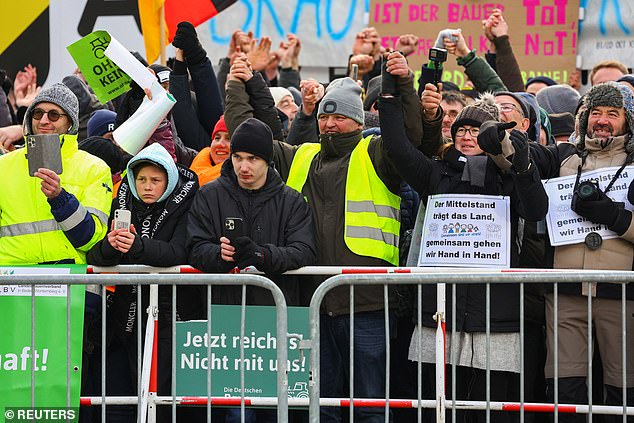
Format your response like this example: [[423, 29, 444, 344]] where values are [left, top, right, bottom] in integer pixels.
[[528, 81, 634, 421]]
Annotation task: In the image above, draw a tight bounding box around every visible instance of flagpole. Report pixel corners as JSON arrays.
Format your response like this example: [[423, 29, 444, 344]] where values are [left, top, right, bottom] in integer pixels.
[[159, 1, 166, 65]]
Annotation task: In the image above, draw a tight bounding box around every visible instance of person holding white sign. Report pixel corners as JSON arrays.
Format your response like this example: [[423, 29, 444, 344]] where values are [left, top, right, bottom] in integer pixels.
[[519, 81, 634, 422], [379, 66, 548, 423]]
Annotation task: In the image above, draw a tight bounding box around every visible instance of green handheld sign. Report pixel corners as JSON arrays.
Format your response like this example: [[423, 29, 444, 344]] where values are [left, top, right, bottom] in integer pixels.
[[66, 30, 131, 104]]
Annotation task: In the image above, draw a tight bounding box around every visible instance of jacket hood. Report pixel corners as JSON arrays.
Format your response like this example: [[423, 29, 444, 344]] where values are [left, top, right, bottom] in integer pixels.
[[126, 143, 178, 203]]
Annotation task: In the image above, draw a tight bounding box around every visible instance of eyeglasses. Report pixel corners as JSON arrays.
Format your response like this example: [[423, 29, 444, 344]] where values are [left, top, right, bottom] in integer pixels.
[[455, 127, 480, 137], [499, 103, 524, 116], [31, 108, 68, 122]]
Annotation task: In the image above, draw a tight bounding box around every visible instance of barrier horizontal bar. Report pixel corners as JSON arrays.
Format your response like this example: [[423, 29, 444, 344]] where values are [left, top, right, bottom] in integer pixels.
[[87, 265, 617, 276], [80, 397, 634, 415]]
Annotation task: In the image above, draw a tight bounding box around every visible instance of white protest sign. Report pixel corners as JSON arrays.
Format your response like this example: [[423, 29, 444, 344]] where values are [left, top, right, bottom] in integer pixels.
[[418, 194, 511, 268], [543, 166, 634, 246]]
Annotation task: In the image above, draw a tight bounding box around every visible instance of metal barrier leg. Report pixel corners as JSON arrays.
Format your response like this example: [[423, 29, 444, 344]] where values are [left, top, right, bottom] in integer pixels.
[[141, 284, 159, 423]]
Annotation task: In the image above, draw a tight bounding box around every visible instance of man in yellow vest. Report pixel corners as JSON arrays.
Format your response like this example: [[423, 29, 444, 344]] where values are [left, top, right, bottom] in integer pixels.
[[225, 52, 417, 422], [0, 83, 112, 265]]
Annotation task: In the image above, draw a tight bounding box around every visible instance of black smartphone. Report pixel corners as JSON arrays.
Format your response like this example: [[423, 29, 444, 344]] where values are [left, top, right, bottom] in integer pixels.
[[224, 217, 244, 242], [26, 134, 63, 176]]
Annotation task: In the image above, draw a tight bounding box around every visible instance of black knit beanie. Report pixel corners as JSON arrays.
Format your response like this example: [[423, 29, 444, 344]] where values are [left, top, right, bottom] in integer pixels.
[[450, 93, 499, 140], [230, 118, 273, 163]]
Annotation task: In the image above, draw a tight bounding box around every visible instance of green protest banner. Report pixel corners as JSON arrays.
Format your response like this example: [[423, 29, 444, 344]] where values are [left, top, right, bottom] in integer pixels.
[[67, 30, 131, 103], [0, 265, 86, 413], [176, 305, 309, 400]]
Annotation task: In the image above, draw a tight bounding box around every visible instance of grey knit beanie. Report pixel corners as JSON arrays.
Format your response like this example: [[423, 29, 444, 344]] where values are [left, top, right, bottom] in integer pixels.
[[451, 92, 500, 139], [535, 84, 581, 116], [317, 77, 364, 125], [24, 83, 79, 135], [363, 75, 381, 111], [578, 81, 634, 154]]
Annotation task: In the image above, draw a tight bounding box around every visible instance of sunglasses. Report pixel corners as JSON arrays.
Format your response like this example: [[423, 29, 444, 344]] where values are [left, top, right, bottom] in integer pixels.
[[32, 108, 68, 122]]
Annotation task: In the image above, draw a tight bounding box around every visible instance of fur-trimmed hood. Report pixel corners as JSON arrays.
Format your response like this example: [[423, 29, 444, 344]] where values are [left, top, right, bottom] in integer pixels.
[[577, 81, 634, 157]]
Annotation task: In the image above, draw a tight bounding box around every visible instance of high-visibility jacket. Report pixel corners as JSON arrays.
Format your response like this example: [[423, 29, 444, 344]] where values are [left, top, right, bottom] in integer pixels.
[[0, 134, 112, 264], [286, 136, 401, 266]]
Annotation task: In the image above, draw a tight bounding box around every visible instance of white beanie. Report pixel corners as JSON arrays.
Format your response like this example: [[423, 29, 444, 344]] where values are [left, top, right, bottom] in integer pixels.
[[268, 87, 293, 107]]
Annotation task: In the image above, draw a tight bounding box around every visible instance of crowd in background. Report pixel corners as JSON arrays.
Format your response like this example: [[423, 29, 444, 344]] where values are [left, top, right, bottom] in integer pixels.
[[1, 9, 633, 423]]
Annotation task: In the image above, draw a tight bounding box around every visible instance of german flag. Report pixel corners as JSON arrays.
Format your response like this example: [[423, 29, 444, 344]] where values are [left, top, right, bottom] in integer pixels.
[[139, 0, 238, 64]]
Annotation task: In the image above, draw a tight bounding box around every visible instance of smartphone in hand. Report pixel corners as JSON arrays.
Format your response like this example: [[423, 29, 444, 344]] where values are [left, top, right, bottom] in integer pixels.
[[224, 217, 244, 242], [114, 209, 132, 231], [26, 134, 63, 176]]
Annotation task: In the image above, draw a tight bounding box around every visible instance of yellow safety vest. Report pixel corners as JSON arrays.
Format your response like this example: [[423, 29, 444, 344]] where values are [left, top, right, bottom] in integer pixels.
[[0, 134, 112, 264], [286, 136, 401, 266]]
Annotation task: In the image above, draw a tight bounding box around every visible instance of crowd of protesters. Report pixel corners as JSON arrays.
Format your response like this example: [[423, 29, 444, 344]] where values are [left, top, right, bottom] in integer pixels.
[[1, 9, 633, 423]]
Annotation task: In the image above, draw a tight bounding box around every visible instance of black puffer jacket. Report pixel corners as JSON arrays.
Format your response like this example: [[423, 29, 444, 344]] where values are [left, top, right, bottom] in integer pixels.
[[187, 159, 316, 306], [379, 95, 549, 332]]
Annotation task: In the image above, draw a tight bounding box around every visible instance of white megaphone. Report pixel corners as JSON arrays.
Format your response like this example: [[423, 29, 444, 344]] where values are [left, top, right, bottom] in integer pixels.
[[105, 34, 177, 155], [113, 88, 176, 155]]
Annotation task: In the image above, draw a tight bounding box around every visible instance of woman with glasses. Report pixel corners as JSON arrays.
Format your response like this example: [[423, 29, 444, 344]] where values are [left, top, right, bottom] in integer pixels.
[[380, 65, 548, 423]]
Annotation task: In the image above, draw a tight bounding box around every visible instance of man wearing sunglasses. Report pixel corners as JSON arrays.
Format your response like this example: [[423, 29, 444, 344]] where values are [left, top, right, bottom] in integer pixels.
[[0, 83, 112, 266]]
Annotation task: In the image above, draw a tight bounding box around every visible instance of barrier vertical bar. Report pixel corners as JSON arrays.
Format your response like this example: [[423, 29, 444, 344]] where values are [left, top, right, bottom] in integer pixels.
[[138, 284, 143, 422], [383, 284, 390, 423], [349, 285, 355, 422], [520, 282, 525, 423], [240, 284, 246, 422], [172, 283, 176, 423], [416, 284, 422, 423], [435, 283, 446, 423], [31, 284, 36, 409], [554, 284, 559, 423], [486, 282, 491, 423], [101, 285, 106, 423], [452, 283, 457, 423], [67, 286, 72, 416], [140, 284, 158, 423], [622, 284, 627, 423], [588, 285, 593, 423], [207, 284, 212, 423]]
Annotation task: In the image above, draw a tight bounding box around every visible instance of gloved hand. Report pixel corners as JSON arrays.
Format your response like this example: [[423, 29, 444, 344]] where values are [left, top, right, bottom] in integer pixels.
[[477, 120, 516, 155], [172, 21, 206, 65], [380, 58, 398, 96], [628, 180, 634, 206], [572, 188, 632, 234], [509, 129, 530, 173], [233, 236, 271, 272]]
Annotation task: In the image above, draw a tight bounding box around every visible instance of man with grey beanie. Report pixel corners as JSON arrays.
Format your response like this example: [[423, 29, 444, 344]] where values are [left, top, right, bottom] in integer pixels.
[[0, 82, 112, 422], [0, 82, 112, 264], [224, 50, 420, 422]]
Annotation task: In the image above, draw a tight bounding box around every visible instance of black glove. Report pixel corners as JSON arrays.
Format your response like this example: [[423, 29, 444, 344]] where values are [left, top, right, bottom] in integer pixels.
[[380, 58, 398, 96], [233, 236, 270, 272], [477, 120, 516, 155], [571, 188, 632, 234], [509, 129, 530, 173], [172, 21, 206, 65], [628, 180, 634, 206]]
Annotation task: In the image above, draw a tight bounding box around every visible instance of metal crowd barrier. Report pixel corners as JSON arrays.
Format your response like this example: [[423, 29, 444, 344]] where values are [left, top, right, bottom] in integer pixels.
[[4, 270, 289, 423], [4, 266, 633, 423]]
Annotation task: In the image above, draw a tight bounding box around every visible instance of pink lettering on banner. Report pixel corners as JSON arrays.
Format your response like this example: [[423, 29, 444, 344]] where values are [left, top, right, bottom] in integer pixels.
[[447, 3, 504, 23], [408, 3, 439, 22], [523, 0, 568, 26], [525, 31, 568, 56], [464, 35, 490, 54], [415, 38, 436, 57], [374, 2, 403, 24]]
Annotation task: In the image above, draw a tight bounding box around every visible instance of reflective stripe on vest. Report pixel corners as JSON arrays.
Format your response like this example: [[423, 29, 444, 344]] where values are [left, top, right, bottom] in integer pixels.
[[286, 136, 401, 265], [0, 208, 108, 238]]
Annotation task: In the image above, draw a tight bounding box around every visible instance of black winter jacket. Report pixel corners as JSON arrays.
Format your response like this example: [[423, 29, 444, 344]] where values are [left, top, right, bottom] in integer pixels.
[[187, 160, 316, 306], [380, 95, 549, 332]]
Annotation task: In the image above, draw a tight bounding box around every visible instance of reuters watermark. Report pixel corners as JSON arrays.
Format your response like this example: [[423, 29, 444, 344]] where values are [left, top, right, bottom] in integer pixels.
[[4, 408, 78, 422]]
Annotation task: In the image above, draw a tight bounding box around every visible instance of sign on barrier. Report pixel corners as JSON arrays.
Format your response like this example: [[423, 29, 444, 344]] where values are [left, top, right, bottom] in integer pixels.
[[176, 305, 309, 399], [0, 265, 86, 411]]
